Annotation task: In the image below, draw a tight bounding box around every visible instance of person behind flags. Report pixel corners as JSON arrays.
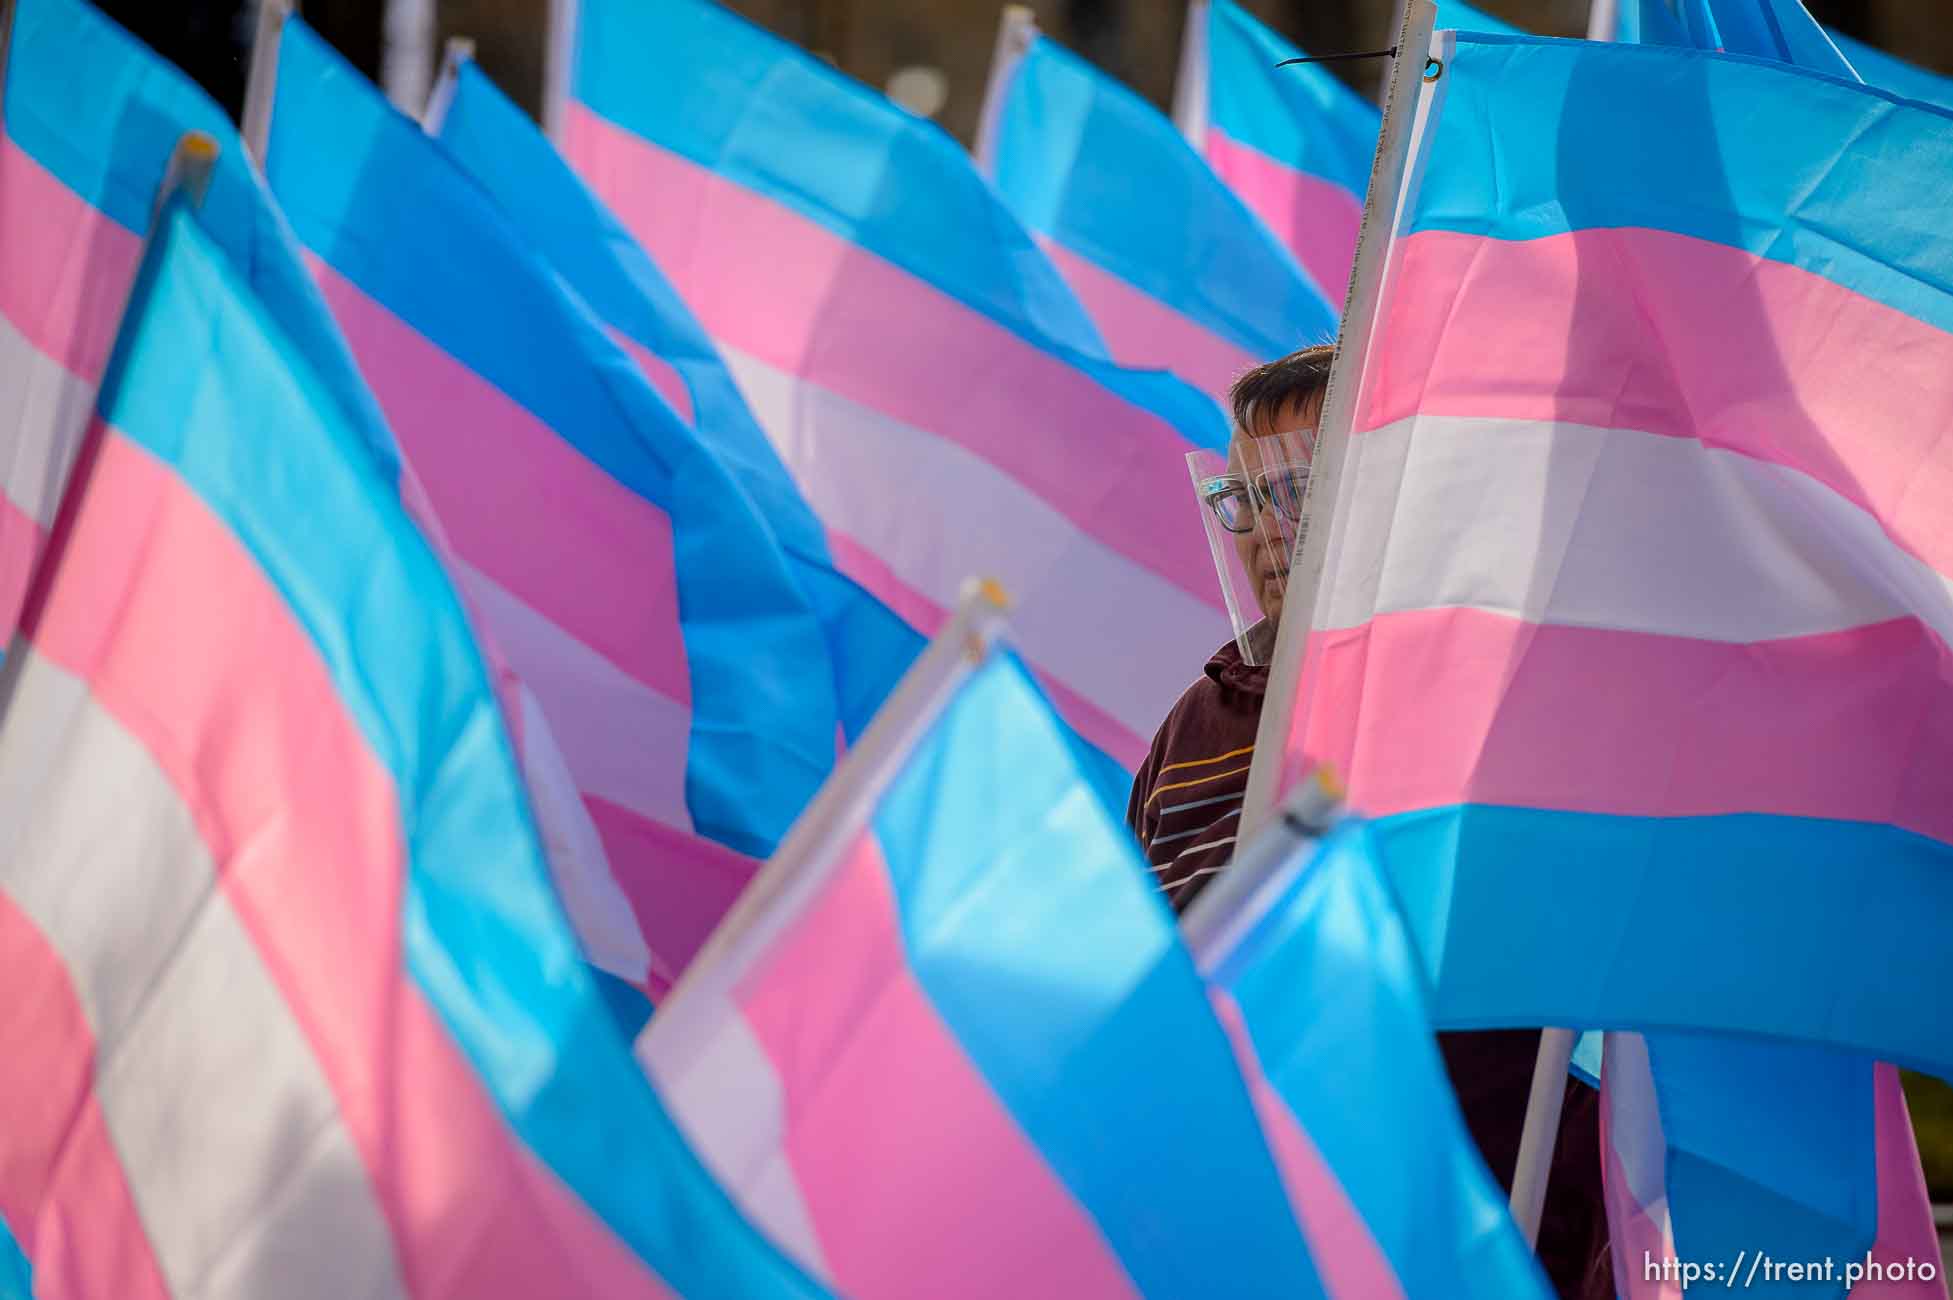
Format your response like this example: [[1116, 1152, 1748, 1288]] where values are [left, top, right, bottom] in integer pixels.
[[1127, 344, 1329, 909], [1128, 343, 1611, 1298]]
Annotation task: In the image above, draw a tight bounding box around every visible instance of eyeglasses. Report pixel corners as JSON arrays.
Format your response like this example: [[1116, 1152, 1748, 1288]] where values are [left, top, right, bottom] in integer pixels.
[[1198, 464, 1311, 535]]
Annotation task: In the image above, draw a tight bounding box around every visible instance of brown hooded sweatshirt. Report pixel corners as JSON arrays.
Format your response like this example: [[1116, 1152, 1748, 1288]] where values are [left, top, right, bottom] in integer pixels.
[[1128, 634, 1612, 1300]]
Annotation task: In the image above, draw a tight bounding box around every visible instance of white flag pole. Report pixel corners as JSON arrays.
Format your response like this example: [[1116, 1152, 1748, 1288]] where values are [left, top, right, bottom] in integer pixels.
[[643, 578, 1013, 1056], [1236, 0, 1438, 844], [1511, 1026, 1579, 1244], [1171, 0, 1211, 148], [381, 0, 436, 114], [973, 5, 1037, 176], [1586, 0, 1621, 41], [542, 0, 583, 147], [240, 0, 292, 167], [421, 36, 475, 134]]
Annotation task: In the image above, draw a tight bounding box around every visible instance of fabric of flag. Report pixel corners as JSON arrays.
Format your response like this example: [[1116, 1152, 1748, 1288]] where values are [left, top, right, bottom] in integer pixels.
[[1615, 0, 1856, 78], [266, 18, 846, 1003], [639, 643, 1335, 1299], [986, 30, 1335, 406], [1273, 33, 1953, 1075], [1825, 31, 1953, 115], [430, 57, 924, 742], [562, 0, 1233, 793], [1186, 0, 1381, 307], [1200, 820, 1550, 1300], [0, 0, 390, 648], [0, 174, 822, 1300], [1600, 1034, 1940, 1298]]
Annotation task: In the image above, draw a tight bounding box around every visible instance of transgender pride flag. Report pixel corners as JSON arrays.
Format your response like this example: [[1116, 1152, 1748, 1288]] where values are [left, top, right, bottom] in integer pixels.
[[1272, 32, 1953, 1074], [1175, 0, 1382, 306], [640, 589, 1330, 1299], [0, 148, 821, 1300], [1193, 820, 1550, 1300], [983, 23, 1335, 406], [266, 18, 840, 1002], [561, 0, 1233, 788], [428, 54, 924, 741]]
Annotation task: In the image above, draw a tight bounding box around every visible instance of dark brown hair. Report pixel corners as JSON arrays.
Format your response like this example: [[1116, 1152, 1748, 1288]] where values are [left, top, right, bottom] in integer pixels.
[[1229, 343, 1336, 433]]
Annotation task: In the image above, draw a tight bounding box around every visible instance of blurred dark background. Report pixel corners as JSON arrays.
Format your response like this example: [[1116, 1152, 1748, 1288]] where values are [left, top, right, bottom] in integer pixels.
[[95, 0, 1953, 144]]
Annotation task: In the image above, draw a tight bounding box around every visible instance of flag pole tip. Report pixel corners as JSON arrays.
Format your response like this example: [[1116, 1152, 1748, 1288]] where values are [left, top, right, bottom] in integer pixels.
[[973, 577, 1011, 610], [443, 35, 477, 66], [157, 132, 222, 215]]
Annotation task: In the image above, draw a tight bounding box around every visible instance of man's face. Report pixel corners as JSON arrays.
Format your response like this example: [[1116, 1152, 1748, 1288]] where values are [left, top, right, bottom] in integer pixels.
[[1231, 390, 1324, 628]]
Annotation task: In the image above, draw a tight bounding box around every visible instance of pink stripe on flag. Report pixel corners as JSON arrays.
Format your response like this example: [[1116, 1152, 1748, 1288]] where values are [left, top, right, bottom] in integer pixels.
[[823, 527, 1149, 768], [0, 895, 172, 1300], [565, 104, 1223, 610], [25, 430, 670, 1299], [0, 136, 142, 381], [314, 261, 693, 708], [735, 833, 1138, 1300], [1288, 606, 1953, 842], [609, 328, 696, 427], [1204, 131, 1360, 308], [1207, 989, 1402, 1300], [1857, 1064, 1941, 1297], [1037, 238, 1262, 406], [584, 793, 760, 1000], [1361, 227, 1953, 582]]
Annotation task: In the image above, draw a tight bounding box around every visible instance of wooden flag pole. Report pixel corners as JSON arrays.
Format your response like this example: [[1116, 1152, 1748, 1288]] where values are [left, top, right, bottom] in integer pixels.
[[420, 36, 475, 134], [380, 0, 436, 114], [1171, 0, 1211, 147], [972, 5, 1037, 176], [1235, 0, 1437, 845], [1511, 1026, 1578, 1245], [646, 578, 1013, 1052], [240, 0, 293, 167]]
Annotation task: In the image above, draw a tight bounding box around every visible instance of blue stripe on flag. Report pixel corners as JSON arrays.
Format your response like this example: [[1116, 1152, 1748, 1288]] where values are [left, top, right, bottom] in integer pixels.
[[1411, 36, 1953, 333], [1647, 1034, 1878, 1282], [0, 1215, 31, 1300], [871, 651, 1326, 1297], [1210, 822, 1549, 1299], [1373, 804, 1953, 1078]]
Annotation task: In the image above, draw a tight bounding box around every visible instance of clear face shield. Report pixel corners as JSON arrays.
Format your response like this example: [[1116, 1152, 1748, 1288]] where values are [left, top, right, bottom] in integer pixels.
[[1187, 426, 1315, 667]]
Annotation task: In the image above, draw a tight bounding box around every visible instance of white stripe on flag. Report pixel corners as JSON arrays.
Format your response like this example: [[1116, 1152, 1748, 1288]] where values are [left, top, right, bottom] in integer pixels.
[[1321, 414, 1953, 642], [455, 558, 696, 833], [638, 1004, 831, 1283], [0, 648, 410, 1300], [720, 343, 1229, 745], [0, 302, 99, 530]]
